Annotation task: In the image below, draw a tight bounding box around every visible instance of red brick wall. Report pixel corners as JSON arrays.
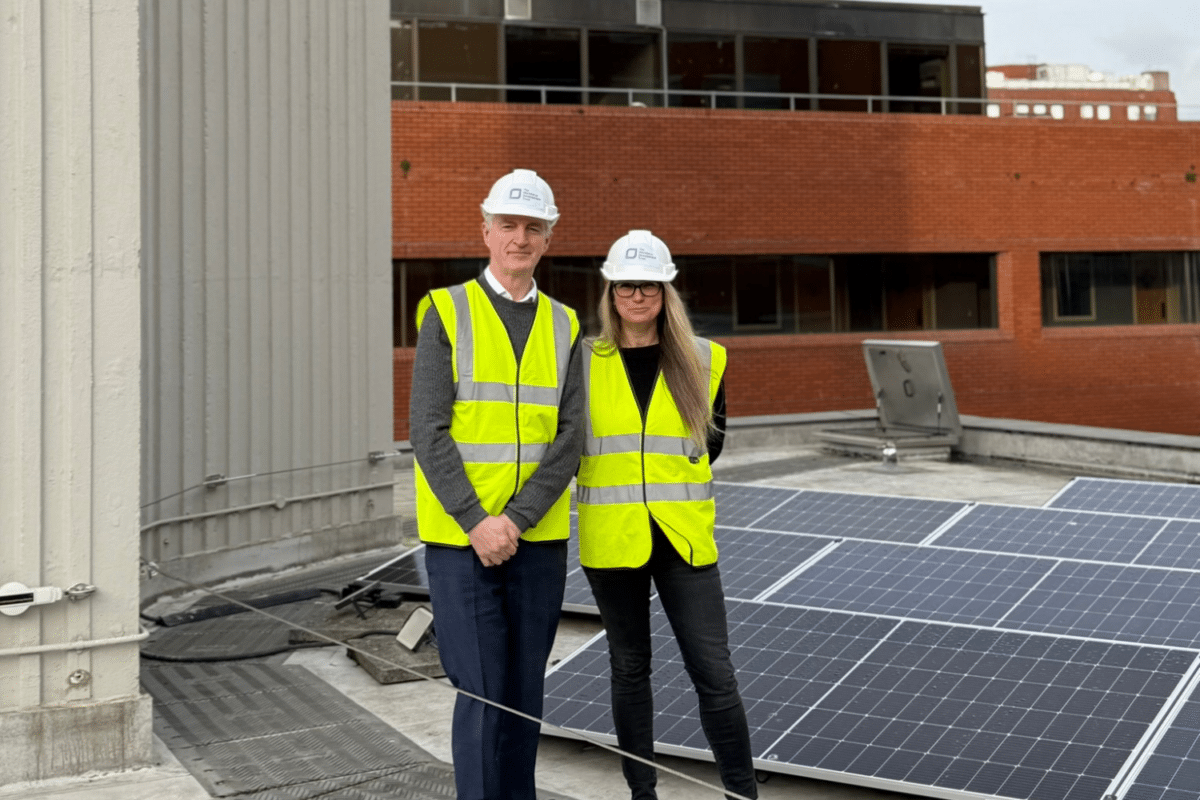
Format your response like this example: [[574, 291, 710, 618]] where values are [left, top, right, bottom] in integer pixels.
[[391, 102, 1200, 440]]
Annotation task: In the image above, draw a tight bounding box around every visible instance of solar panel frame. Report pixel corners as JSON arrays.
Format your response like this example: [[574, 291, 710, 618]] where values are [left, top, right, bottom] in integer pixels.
[[1115, 663, 1200, 800], [713, 481, 800, 528], [752, 489, 971, 544], [764, 540, 1059, 628], [929, 503, 1170, 563], [1132, 519, 1200, 571], [997, 561, 1200, 651], [1047, 477, 1200, 521], [542, 598, 1199, 800]]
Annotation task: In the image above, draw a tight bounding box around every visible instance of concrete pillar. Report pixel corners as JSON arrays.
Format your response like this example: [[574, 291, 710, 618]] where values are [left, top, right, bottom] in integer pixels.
[[0, 0, 151, 784]]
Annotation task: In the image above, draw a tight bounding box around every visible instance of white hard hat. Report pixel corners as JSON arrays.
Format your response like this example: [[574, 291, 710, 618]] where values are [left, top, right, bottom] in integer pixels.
[[480, 169, 560, 224], [601, 230, 677, 283]]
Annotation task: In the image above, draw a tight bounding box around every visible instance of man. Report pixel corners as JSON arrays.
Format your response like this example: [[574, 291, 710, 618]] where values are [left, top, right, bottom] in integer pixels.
[[409, 169, 584, 800]]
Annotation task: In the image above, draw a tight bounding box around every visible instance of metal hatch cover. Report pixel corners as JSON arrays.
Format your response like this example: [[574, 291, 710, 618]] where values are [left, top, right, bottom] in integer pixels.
[[861, 339, 962, 438]]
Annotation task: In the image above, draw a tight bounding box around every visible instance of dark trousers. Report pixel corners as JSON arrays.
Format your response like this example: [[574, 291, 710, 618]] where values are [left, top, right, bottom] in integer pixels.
[[584, 527, 757, 800], [425, 541, 567, 800]]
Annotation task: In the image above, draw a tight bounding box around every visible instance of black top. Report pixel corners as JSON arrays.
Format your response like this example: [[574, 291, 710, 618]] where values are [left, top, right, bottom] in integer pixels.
[[617, 344, 726, 463]]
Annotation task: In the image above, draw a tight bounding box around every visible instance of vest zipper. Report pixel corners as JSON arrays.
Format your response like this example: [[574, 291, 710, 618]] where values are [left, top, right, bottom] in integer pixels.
[[513, 347, 522, 502]]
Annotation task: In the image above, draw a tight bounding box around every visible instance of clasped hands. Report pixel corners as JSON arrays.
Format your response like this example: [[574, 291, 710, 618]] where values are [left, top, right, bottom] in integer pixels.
[[468, 513, 521, 566]]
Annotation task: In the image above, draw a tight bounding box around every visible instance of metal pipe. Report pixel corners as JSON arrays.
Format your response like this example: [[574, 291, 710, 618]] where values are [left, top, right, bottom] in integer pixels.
[[0, 627, 149, 658], [140, 480, 396, 534]]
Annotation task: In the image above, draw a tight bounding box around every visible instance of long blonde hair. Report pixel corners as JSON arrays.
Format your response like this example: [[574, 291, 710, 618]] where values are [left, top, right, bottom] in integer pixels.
[[594, 282, 714, 451]]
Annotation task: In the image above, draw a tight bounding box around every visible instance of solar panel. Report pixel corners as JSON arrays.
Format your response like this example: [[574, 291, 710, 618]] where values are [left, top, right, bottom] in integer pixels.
[[1118, 672, 1200, 800], [714, 482, 799, 527], [562, 527, 597, 614], [1048, 477, 1200, 520], [713, 527, 832, 600], [765, 541, 1057, 627], [762, 621, 1194, 800], [542, 599, 1197, 800], [1134, 519, 1200, 571], [752, 490, 969, 543], [355, 546, 430, 595], [998, 561, 1200, 650], [931, 504, 1168, 563]]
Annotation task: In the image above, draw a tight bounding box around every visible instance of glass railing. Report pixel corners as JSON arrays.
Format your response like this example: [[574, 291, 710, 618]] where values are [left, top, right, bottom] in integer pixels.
[[391, 81, 1195, 120], [390, 80, 984, 114]]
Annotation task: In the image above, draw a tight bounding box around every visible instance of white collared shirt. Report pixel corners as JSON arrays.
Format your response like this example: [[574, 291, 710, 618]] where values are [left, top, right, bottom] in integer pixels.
[[484, 266, 538, 303]]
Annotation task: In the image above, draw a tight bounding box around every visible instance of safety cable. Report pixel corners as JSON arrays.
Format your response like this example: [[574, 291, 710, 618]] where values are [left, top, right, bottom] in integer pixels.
[[139, 451, 407, 510], [142, 558, 756, 800]]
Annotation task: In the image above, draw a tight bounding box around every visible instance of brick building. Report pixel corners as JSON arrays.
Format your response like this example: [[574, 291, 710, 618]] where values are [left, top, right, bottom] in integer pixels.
[[389, 1, 1200, 441], [986, 63, 1178, 123]]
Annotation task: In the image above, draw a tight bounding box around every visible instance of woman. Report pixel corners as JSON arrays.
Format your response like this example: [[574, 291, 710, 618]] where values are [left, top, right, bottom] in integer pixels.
[[577, 230, 757, 800]]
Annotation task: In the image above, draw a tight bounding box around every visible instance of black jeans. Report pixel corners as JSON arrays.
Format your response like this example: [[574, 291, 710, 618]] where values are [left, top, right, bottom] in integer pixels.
[[584, 526, 757, 800]]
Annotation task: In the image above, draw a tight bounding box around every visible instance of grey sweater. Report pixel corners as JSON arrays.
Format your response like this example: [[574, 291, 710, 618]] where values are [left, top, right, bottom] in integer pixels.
[[409, 276, 585, 540]]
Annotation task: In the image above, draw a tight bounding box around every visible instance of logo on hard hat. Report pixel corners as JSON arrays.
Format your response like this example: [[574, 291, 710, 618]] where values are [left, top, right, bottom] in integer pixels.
[[625, 248, 639, 260], [509, 188, 523, 200]]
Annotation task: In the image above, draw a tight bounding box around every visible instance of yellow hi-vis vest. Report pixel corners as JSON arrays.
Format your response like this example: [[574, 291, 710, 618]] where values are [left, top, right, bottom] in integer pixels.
[[413, 280, 579, 547], [577, 338, 726, 568]]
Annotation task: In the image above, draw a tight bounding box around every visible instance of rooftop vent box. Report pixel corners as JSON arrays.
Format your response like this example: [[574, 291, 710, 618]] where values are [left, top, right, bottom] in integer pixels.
[[817, 340, 962, 460], [505, 0, 531, 21], [637, 0, 661, 26]]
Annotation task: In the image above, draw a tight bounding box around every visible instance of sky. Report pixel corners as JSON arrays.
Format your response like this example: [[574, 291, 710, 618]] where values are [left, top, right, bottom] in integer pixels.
[[876, 0, 1200, 120]]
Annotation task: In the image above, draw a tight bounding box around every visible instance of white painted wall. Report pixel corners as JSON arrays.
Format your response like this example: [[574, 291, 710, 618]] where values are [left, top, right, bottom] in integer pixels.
[[139, 0, 396, 597], [0, 0, 152, 783]]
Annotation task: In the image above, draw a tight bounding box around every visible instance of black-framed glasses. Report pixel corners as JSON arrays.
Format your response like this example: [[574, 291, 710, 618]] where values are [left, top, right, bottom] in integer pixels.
[[613, 281, 662, 298]]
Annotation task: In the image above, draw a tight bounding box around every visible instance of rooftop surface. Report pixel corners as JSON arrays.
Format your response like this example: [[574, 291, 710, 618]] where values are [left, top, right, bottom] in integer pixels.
[[1, 445, 1106, 800]]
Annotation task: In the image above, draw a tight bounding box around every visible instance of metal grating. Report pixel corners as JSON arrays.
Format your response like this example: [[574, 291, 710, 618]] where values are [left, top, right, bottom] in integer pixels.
[[143, 662, 451, 799]]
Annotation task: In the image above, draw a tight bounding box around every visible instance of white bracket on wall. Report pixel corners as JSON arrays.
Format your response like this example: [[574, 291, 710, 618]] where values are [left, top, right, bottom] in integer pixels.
[[0, 582, 65, 617]]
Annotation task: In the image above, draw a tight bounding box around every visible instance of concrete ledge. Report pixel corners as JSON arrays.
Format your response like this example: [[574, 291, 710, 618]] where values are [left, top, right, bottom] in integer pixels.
[[959, 414, 1200, 482], [0, 694, 153, 785], [728, 411, 1200, 483], [726, 410, 877, 450], [141, 515, 403, 603]]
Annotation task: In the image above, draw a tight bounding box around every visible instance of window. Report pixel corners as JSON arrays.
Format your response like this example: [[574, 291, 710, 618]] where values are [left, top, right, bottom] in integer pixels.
[[1144, 105, 1158, 121], [1080, 104, 1094, 120], [1127, 104, 1141, 121], [1033, 103, 1047, 116], [817, 40, 882, 112], [1042, 252, 1199, 326], [1015, 103, 1030, 116], [886, 44, 949, 114], [1050, 104, 1064, 120], [1046, 255, 1096, 321], [986, 103, 1001, 118], [588, 30, 661, 106], [733, 259, 782, 330], [417, 21, 500, 101], [394, 259, 485, 347], [668, 34, 737, 108], [955, 45, 984, 114], [395, 253, 996, 344], [391, 20, 414, 100], [506, 26, 581, 104], [743, 36, 810, 109], [1098, 104, 1111, 120]]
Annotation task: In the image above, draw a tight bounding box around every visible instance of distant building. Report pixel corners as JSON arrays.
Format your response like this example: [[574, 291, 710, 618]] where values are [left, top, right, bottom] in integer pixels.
[[985, 63, 1177, 122], [389, 1, 1200, 441]]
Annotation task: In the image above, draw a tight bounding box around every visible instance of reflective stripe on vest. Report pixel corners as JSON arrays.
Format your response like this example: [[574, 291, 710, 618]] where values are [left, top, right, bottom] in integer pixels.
[[413, 280, 578, 546], [577, 337, 726, 569]]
